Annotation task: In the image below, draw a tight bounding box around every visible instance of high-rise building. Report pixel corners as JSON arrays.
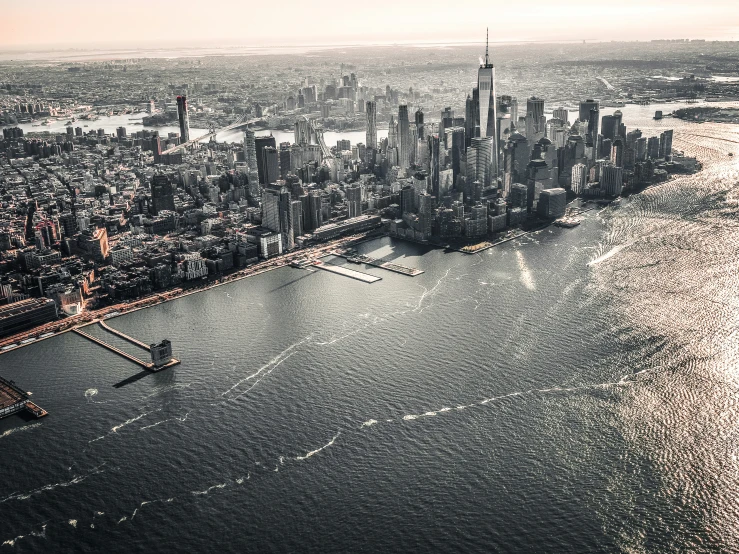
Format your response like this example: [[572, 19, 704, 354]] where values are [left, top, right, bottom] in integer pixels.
[[279, 142, 291, 178], [587, 107, 599, 148], [366, 101, 377, 149], [571, 163, 588, 194], [415, 109, 425, 140], [510, 183, 528, 209], [447, 127, 465, 183], [428, 135, 441, 199], [262, 146, 279, 185], [601, 114, 618, 141], [468, 136, 494, 190], [579, 99, 599, 122], [660, 129, 673, 159], [477, 30, 498, 176], [176, 95, 190, 143], [526, 97, 545, 131], [553, 107, 569, 123], [601, 164, 624, 196], [346, 185, 362, 218], [255, 135, 277, 184], [398, 105, 411, 169], [243, 128, 260, 194], [537, 188, 567, 218]]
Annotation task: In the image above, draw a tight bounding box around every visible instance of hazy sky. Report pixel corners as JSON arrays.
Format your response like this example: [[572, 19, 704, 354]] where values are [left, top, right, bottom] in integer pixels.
[[4, 0, 739, 48]]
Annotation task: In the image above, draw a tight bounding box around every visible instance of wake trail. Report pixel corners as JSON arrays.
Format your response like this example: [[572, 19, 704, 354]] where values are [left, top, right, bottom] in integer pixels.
[[295, 432, 341, 461]]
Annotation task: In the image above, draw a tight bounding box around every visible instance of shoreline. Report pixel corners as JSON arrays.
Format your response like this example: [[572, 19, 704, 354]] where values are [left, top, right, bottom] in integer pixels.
[[0, 232, 377, 356]]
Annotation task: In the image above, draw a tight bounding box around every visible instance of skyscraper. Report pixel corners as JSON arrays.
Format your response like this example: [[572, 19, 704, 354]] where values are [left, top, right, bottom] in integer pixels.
[[262, 146, 280, 185], [398, 105, 411, 170], [346, 185, 362, 218], [553, 107, 569, 123], [243, 128, 261, 196], [366, 101, 377, 149], [477, 29, 498, 177], [579, 99, 599, 122], [526, 97, 545, 135], [255, 135, 277, 184], [176, 95, 190, 143], [415, 109, 425, 140], [468, 136, 494, 190]]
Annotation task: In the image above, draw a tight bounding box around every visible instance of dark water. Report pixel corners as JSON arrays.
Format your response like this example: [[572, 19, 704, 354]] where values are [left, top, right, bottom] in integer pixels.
[[2, 114, 739, 552]]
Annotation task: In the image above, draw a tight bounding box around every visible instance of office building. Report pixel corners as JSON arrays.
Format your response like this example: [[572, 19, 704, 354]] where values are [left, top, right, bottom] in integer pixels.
[[553, 107, 569, 123], [255, 135, 277, 184], [398, 105, 411, 169], [477, 31, 498, 176], [537, 188, 567, 218], [366, 101, 377, 149], [579, 99, 599, 122], [176, 95, 190, 143], [571, 163, 588, 194], [262, 146, 280, 185]]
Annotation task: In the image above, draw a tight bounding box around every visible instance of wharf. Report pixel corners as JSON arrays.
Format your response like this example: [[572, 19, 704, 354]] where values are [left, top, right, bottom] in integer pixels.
[[311, 260, 382, 283], [338, 253, 424, 276], [0, 376, 48, 420], [72, 326, 180, 372]]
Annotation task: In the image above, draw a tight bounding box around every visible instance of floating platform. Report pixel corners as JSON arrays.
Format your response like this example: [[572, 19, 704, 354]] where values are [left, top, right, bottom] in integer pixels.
[[311, 261, 382, 283]]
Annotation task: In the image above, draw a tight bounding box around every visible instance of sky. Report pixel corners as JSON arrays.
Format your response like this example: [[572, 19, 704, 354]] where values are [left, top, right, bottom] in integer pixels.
[[3, 0, 739, 49]]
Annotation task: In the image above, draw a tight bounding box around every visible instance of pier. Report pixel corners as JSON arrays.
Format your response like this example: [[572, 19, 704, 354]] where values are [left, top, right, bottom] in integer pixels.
[[72, 324, 180, 372], [98, 320, 151, 350], [0, 376, 48, 420], [311, 260, 382, 283], [337, 253, 424, 277]]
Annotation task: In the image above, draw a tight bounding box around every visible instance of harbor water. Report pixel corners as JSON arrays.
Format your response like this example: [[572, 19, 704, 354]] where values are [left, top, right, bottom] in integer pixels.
[[2, 110, 739, 552]]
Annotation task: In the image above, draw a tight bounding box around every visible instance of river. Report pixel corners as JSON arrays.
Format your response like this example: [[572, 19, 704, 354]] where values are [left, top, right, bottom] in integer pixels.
[[1, 108, 739, 552]]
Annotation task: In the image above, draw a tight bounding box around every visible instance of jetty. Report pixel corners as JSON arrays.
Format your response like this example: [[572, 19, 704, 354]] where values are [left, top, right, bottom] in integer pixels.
[[72, 323, 180, 372], [337, 253, 424, 277], [0, 376, 48, 420], [311, 260, 382, 283]]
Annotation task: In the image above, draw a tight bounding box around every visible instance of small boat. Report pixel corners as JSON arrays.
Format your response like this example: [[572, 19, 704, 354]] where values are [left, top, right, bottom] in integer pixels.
[[730, 153, 734, 157]]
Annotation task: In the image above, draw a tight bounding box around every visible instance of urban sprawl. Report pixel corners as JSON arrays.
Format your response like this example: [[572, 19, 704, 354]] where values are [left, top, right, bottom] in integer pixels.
[[0, 40, 700, 345]]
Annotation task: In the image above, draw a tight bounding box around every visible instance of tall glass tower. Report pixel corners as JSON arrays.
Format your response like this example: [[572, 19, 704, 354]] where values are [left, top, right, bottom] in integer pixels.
[[366, 101, 377, 150], [176, 95, 190, 143], [477, 30, 497, 177]]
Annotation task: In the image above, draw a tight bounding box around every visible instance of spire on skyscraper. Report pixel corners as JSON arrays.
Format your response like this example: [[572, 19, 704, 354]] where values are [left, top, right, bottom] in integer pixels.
[[485, 27, 489, 67]]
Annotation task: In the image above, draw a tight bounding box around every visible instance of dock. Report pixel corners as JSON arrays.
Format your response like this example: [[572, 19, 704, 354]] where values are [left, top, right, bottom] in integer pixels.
[[72, 325, 180, 372], [99, 320, 151, 350], [0, 376, 48, 420], [339, 253, 424, 277], [311, 260, 382, 283]]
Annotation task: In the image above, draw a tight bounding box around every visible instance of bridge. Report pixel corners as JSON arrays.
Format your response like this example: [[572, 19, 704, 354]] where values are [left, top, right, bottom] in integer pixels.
[[162, 113, 334, 165], [161, 114, 251, 155]]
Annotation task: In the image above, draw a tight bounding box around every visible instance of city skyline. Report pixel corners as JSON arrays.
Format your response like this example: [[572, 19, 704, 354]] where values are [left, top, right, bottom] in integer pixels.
[[4, 0, 739, 49]]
